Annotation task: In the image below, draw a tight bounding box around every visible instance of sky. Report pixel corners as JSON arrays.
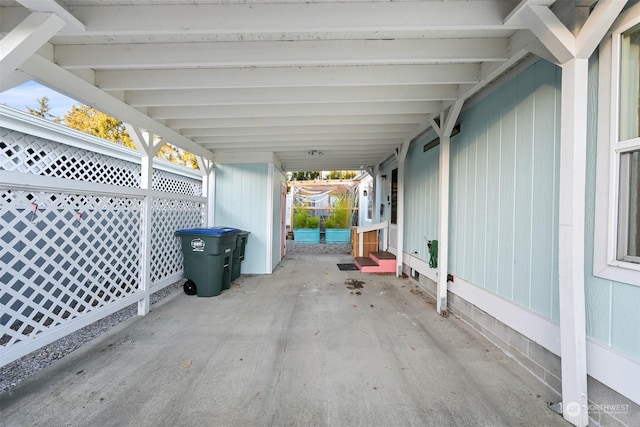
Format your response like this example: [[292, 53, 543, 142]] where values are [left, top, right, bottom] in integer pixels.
[[0, 80, 79, 118]]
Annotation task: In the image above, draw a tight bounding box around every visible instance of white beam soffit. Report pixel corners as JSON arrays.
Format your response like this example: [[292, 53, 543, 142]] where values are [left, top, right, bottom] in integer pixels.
[[0, 0, 562, 171]]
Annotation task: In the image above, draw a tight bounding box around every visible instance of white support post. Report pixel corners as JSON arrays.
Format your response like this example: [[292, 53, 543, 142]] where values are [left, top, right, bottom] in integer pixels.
[[372, 164, 380, 224], [395, 141, 410, 277], [266, 163, 275, 273], [429, 99, 463, 316], [138, 152, 154, 315], [513, 3, 624, 425], [437, 133, 451, 315], [126, 124, 163, 316], [557, 57, 589, 427], [197, 157, 215, 226]]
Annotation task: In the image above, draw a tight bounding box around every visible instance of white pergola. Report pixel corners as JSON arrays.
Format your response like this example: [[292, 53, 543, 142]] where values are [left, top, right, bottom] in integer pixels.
[[0, 2, 629, 426]]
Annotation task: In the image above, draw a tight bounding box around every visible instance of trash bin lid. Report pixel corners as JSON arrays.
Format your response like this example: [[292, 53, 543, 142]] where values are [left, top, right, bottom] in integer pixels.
[[175, 226, 241, 236]]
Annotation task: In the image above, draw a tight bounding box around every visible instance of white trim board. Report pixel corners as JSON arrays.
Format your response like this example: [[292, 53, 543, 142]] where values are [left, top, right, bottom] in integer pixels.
[[402, 251, 438, 283], [449, 277, 640, 405]]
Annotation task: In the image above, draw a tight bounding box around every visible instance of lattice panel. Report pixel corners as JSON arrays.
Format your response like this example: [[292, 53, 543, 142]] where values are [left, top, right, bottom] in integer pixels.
[[0, 128, 141, 188], [0, 189, 142, 348], [153, 168, 202, 196], [150, 198, 204, 283]]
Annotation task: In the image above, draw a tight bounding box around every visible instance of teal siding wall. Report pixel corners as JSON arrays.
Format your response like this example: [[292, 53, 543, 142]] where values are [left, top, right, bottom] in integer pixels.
[[403, 133, 439, 261], [448, 60, 561, 322], [585, 54, 640, 361], [398, 54, 639, 362], [215, 163, 268, 274]]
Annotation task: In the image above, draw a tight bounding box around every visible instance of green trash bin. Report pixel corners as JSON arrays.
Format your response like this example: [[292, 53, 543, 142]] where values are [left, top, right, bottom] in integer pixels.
[[231, 231, 250, 282], [175, 227, 239, 297]]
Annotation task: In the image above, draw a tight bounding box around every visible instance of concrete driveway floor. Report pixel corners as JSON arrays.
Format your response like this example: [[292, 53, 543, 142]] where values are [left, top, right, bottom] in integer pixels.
[[0, 253, 568, 427]]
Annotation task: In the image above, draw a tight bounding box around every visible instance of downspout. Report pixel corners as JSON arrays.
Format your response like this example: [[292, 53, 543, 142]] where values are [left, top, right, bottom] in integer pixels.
[[395, 141, 410, 277]]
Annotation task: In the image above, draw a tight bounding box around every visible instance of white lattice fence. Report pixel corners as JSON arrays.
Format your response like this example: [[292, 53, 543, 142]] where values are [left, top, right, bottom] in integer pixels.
[[0, 189, 142, 348], [1, 110, 207, 366], [151, 198, 204, 283], [1, 128, 141, 187], [153, 169, 202, 196]]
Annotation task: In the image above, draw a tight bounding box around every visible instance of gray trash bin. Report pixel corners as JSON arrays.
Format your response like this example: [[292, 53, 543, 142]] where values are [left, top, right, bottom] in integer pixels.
[[231, 231, 250, 282], [175, 227, 239, 297]]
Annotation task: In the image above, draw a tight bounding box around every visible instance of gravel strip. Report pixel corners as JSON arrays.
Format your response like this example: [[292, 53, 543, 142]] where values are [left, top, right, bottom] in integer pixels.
[[1, 242, 351, 396], [0, 281, 183, 396], [286, 240, 352, 255]]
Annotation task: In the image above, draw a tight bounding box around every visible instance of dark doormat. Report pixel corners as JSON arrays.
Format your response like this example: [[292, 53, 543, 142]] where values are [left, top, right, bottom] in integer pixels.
[[337, 263, 359, 271]]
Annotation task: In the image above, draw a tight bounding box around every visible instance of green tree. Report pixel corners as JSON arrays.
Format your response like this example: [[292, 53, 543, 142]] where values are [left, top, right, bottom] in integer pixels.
[[62, 105, 199, 169], [290, 171, 321, 181], [328, 170, 357, 180], [156, 143, 199, 169], [63, 104, 135, 149], [26, 97, 60, 122]]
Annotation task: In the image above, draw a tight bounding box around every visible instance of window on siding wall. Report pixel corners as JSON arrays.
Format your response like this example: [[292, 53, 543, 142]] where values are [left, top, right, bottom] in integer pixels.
[[594, 5, 640, 285], [616, 24, 640, 264], [366, 183, 373, 221]]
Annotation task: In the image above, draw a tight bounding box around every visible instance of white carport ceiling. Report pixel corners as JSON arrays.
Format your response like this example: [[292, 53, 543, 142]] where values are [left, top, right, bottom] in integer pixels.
[[0, 0, 558, 171]]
